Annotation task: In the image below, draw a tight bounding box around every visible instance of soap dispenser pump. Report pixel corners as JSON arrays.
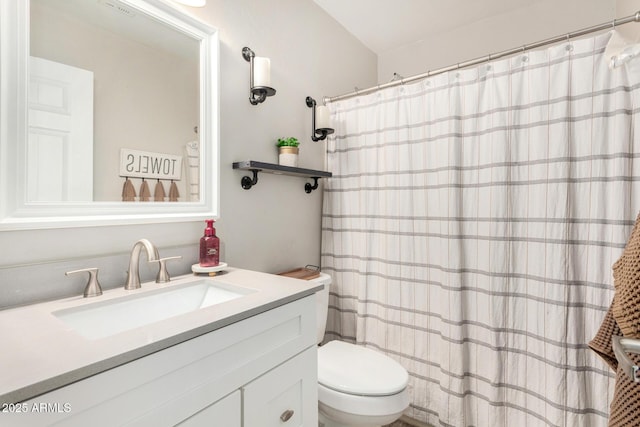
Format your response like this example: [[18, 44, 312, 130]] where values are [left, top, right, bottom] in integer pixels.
[[199, 219, 220, 267]]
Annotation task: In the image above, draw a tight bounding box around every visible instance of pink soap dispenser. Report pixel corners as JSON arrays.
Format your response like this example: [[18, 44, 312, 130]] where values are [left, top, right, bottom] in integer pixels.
[[199, 219, 220, 267]]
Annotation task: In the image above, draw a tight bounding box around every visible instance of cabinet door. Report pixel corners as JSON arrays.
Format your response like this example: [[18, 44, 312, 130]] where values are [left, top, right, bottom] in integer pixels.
[[243, 347, 317, 427], [177, 391, 241, 427]]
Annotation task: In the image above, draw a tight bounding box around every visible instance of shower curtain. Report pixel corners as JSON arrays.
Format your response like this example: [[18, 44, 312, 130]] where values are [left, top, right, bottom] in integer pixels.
[[321, 32, 640, 427]]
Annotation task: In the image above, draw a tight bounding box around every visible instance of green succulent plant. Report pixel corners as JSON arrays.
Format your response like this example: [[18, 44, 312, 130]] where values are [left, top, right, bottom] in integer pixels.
[[276, 137, 300, 148]]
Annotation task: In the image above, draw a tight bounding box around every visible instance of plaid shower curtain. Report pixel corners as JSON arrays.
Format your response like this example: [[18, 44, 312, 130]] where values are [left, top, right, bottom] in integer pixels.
[[321, 32, 640, 426]]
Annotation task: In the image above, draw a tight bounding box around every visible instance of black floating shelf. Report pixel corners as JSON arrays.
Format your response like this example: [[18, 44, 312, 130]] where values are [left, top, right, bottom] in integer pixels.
[[232, 160, 332, 193]]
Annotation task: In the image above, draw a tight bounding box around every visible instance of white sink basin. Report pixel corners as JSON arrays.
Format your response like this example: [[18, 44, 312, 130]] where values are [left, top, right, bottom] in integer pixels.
[[53, 280, 255, 340]]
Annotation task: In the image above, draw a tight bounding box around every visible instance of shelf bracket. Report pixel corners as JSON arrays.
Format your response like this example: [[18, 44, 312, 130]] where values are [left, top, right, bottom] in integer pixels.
[[241, 169, 260, 190], [305, 177, 320, 193]]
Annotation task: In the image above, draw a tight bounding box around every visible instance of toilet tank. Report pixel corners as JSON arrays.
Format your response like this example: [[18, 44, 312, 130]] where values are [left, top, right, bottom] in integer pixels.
[[310, 272, 332, 345]]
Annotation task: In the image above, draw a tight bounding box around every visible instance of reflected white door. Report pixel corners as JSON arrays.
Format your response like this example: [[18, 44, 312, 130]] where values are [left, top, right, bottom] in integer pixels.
[[28, 56, 93, 201]]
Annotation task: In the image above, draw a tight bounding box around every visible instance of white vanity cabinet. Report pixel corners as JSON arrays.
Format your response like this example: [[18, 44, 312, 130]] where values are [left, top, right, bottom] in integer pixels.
[[12, 295, 318, 427]]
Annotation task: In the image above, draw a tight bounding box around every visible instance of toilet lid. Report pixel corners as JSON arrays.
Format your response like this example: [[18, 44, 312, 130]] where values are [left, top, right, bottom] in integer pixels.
[[318, 340, 409, 396]]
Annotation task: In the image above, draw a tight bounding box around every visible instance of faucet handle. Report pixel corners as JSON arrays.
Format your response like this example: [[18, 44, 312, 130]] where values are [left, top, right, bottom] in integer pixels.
[[151, 256, 182, 283], [66, 268, 103, 298]]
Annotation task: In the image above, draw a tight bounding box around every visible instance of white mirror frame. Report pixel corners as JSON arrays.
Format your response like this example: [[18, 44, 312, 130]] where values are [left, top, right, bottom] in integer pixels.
[[0, 0, 219, 230]]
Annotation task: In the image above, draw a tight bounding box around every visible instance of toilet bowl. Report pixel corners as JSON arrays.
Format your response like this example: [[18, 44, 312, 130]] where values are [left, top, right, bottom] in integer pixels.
[[311, 273, 409, 427]]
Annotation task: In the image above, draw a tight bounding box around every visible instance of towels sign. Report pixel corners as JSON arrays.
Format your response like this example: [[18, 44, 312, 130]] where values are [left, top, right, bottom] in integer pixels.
[[119, 149, 182, 180]]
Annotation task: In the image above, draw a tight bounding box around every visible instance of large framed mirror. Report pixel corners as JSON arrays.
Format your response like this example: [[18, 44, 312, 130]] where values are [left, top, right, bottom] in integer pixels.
[[0, 0, 219, 229]]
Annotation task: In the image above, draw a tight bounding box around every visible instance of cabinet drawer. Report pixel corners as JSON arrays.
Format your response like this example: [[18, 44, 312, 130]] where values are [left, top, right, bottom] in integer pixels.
[[243, 346, 317, 427], [177, 391, 240, 427]]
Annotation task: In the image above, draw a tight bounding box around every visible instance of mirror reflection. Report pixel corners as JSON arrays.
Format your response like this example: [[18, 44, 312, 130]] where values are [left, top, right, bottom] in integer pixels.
[[29, 0, 200, 202]]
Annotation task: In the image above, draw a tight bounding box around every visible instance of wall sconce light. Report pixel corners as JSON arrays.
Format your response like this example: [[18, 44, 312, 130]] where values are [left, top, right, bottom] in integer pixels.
[[306, 96, 334, 141], [242, 47, 276, 105]]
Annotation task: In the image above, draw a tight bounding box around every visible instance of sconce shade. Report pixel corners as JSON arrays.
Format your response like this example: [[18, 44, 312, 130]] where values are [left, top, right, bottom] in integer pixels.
[[316, 106, 331, 130], [253, 57, 271, 87]]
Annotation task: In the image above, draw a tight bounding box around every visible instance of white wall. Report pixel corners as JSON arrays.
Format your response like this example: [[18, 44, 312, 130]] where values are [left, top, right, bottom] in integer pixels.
[[377, 0, 625, 83], [0, 0, 376, 305], [11, 0, 639, 306], [617, 0, 640, 40], [188, 0, 378, 273]]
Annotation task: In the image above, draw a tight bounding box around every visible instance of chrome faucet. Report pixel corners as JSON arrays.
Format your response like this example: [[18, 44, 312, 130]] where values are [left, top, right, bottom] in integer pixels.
[[125, 239, 160, 290]]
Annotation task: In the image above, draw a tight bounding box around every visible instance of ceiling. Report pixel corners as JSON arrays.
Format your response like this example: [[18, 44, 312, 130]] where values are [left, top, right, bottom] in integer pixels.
[[313, 0, 537, 55], [33, 0, 199, 60]]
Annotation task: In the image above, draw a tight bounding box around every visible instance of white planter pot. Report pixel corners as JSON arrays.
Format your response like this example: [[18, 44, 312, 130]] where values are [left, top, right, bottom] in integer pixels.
[[278, 146, 299, 167]]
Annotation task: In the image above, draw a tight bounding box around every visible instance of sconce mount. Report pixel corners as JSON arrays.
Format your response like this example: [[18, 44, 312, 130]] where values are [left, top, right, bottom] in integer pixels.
[[243, 47, 276, 105], [306, 96, 334, 141]]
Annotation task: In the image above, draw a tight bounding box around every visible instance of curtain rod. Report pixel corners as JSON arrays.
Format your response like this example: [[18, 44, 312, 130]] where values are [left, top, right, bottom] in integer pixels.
[[324, 11, 640, 104]]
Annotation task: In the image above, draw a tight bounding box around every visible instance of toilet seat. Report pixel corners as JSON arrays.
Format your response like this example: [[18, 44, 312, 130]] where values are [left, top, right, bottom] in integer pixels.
[[318, 382, 409, 421], [318, 340, 409, 396]]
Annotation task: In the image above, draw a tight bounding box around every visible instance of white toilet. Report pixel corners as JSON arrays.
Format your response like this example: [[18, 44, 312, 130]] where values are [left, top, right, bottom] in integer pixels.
[[311, 273, 410, 427]]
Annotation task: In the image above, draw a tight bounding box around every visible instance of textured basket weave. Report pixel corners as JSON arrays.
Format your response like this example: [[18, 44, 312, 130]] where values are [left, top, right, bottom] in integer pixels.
[[590, 212, 640, 426]]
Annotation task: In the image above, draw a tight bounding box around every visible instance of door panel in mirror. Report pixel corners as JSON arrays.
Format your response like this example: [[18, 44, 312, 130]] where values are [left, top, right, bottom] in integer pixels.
[[28, 56, 94, 202]]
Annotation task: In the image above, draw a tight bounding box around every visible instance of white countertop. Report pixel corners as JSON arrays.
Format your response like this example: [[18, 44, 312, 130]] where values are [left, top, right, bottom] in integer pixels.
[[0, 267, 322, 404]]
